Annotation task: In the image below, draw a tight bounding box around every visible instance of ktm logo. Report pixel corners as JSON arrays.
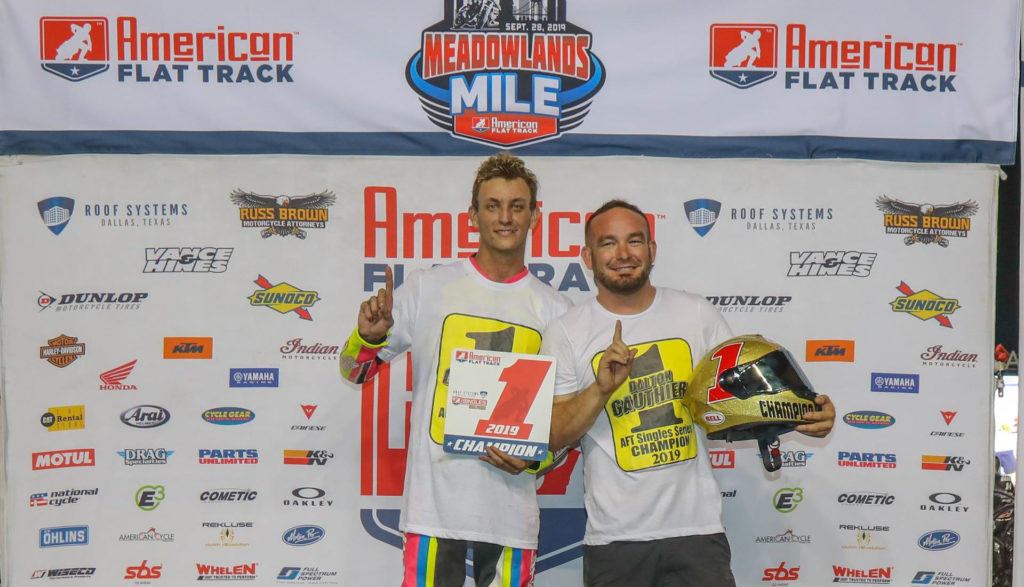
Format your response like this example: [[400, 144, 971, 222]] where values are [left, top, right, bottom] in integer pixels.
[[805, 340, 855, 362], [39, 17, 110, 81], [163, 337, 213, 359], [709, 24, 778, 89]]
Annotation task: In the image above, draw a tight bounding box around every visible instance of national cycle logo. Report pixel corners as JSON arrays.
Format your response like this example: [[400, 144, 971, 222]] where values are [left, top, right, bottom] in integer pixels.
[[710, 23, 960, 93], [406, 0, 606, 148], [40, 16, 296, 84], [876, 196, 977, 247], [891, 282, 959, 328]]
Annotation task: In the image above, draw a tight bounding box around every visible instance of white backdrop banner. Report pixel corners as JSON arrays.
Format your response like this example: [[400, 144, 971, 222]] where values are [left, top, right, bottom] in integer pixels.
[[0, 0, 1018, 162], [0, 155, 997, 585]]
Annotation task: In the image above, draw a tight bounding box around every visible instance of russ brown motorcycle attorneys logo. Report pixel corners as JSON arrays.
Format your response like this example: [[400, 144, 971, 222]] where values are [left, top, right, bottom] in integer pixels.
[[406, 0, 606, 148]]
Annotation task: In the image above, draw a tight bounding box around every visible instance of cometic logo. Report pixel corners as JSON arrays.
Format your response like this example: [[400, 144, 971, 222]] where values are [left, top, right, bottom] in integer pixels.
[[37, 197, 76, 235], [100, 360, 138, 390], [683, 199, 721, 237], [871, 372, 919, 393], [876, 196, 977, 247], [282, 525, 325, 546], [163, 337, 212, 359], [144, 247, 233, 273], [39, 334, 86, 368], [39, 525, 89, 547], [918, 530, 960, 551], [200, 488, 258, 502], [788, 251, 876, 277], [806, 340, 854, 362], [231, 190, 335, 239], [118, 448, 173, 466], [202, 407, 255, 425], [32, 449, 95, 471], [120, 405, 170, 428], [837, 492, 895, 506], [843, 411, 894, 429], [39, 18, 110, 81], [891, 282, 958, 328], [230, 368, 279, 388]]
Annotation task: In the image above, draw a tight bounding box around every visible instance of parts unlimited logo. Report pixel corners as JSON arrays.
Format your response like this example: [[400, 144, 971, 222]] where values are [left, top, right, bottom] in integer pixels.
[[40, 16, 296, 84], [406, 0, 606, 148]]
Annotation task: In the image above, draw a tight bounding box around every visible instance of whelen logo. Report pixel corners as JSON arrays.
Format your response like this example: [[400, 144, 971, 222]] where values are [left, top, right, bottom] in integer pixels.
[[33, 449, 95, 471], [805, 340, 854, 362], [163, 337, 213, 359]]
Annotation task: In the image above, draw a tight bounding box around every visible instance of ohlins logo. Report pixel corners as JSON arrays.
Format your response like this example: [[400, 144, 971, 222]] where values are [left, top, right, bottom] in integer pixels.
[[40, 16, 297, 84], [250, 276, 319, 320], [406, 0, 605, 148], [876, 196, 977, 247], [711, 23, 960, 93], [230, 190, 335, 239], [788, 251, 876, 277], [891, 282, 958, 328]]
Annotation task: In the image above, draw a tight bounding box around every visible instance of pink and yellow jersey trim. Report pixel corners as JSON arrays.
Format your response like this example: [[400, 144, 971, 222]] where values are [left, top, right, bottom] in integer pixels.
[[339, 327, 388, 383]]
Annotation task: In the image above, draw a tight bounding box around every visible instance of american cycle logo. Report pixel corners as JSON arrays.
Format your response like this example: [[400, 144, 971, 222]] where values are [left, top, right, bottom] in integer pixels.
[[406, 0, 606, 148], [890, 281, 959, 328], [39, 17, 110, 81], [249, 275, 319, 320]]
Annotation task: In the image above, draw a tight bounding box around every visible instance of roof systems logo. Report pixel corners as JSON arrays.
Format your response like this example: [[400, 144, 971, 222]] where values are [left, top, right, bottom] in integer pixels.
[[683, 199, 721, 237], [709, 24, 778, 88], [39, 18, 110, 81], [250, 276, 319, 320], [406, 0, 605, 148], [788, 251, 876, 277], [876, 196, 977, 247], [37, 197, 76, 234], [39, 334, 86, 367], [100, 360, 138, 390], [891, 282, 959, 328], [231, 190, 335, 239], [806, 340, 854, 362]]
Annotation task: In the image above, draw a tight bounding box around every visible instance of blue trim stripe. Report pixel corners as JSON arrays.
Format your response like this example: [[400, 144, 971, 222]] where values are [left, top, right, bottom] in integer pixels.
[[416, 534, 430, 587], [509, 547, 522, 587], [0, 130, 1013, 164]]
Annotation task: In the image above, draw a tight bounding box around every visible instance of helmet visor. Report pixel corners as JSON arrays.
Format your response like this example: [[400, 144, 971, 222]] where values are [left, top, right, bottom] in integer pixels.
[[717, 349, 815, 400]]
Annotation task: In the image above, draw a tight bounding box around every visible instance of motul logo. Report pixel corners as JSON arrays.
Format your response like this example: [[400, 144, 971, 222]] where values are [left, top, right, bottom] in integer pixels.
[[163, 337, 213, 359], [805, 340, 855, 362], [709, 450, 735, 468], [33, 449, 95, 470]]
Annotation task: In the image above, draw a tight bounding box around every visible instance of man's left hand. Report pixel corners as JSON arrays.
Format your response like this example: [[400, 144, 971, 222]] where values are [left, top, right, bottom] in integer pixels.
[[795, 394, 835, 438], [479, 446, 529, 475]]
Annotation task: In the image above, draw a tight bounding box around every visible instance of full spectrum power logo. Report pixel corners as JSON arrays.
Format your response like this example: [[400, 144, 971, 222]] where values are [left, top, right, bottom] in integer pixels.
[[406, 0, 605, 148]]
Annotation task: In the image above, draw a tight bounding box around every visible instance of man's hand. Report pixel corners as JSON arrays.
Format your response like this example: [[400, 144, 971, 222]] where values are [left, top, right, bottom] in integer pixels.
[[795, 394, 835, 438], [479, 446, 529, 475], [595, 320, 637, 396], [358, 265, 394, 343]]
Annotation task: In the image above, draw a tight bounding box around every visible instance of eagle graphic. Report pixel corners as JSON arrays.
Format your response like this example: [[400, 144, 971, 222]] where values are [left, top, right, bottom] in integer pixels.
[[230, 189, 336, 239], [874, 195, 978, 247]]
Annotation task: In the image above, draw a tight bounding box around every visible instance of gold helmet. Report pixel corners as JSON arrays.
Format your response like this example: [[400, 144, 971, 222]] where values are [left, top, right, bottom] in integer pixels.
[[683, 335, 818, 471]]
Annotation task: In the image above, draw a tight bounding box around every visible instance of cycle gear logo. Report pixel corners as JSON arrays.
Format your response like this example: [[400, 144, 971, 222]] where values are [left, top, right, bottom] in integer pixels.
[[406, 0, 606, 148], [39, 17, 110, 81], [709, 24, 778, 88]]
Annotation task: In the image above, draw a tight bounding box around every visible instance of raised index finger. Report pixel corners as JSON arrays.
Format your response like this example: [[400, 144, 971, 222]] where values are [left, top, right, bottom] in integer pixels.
[[383, 265, 394, 308], [613, 319, 622, 343]]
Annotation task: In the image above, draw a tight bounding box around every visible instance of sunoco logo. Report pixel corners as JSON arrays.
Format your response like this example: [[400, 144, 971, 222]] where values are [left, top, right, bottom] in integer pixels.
[[406, 0, 605, 148], [230, 190, 335, 238], [891, 282, 959, 328], [876, 196, 977, 247], [250, 276, 319, 320]]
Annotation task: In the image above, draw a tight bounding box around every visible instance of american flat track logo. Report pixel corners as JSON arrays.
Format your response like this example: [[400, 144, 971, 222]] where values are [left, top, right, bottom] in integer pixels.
[[709, 24, 778, 88], [406, 0, 606, 148], [39, 17, 110, 81]]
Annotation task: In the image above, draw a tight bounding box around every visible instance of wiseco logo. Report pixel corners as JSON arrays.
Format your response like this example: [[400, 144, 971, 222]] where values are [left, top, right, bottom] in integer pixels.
[[163, 337, 212, 359], [33, 449, 95, 470], [709, 450, 735, 468], [806, 340, 854, 362]]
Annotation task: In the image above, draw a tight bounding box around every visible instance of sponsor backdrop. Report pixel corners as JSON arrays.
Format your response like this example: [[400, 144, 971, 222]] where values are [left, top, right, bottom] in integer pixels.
[[0, 155, 997, 586]]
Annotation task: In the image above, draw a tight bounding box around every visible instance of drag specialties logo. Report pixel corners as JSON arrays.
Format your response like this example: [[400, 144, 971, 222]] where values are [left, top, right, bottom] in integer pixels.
[[757, 450, 813, 468], [871, 372, 919, 393], [29, 567, 96, 579], [709, 24, 778, 88], [285, 487, 333, 507], [39, 334, 86, 367], [919, 530, 960, 551], [282, 525, 325, 546], [196, 563, 258, 581], [838, 492, 894, 506], [230, 368, 279, 388], [199, 488, 258, 502], [406, 0, 606, 148], [921, 492, 968, 513], [911, 570, 972, 585], [135, 485, 166, 511], [832, 565, 893, 584], [144, 247, 233, 273], [202, 407, 255, 425], [876, 196, 977, 247], [276, 566, 340, 582], [705, 295, 791, 314], [37, 197, 76, 234], [29, 488, 99, 507], [788, 251, 876, 277], [281, 338, 339, 360], [284, 450, 334, 465], [726, 205, 833, 232], [920, 345, 977, 368], [891, 282, 959, 328], [100, 360, 138, 390], [32, 448, 95, 471], [231, 190, 335, 238], [124, 560, 162, 581], [39, 525, 89, 547], [118, 448, 174, 466], [163, 336, 212, 359], [773, 487, 803, 513], [708, 449, 734, 468], [37, 290, 147, 312], [711, 23, 960, 95], [39, 18, 109, 81], [40, 405, 85, 431], [837, 451, 896, 469], [683, 199, 721, 237], [119, 527, 175, 542], [843, 411, 894, 430], [754, 529, 811, 544], [120, 405, 170, 428], [41, 16, 296, 85], [250, 275, 319, 320], [806, 340, 854, 362], [921, 455, 971, 472], [198, 449, 259, 465]]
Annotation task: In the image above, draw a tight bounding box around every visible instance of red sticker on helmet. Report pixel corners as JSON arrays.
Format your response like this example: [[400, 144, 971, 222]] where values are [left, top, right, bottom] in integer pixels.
[[706, 342, 743, 404]]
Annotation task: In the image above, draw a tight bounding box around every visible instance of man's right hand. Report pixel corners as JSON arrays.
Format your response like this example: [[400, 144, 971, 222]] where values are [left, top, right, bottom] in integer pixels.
[[595, 320, 636, 395], [358, 265, 394, 343]]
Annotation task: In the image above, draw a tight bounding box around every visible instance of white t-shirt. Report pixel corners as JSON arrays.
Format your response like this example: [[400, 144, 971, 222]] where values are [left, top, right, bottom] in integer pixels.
[[380, 258, 571, 549], [541, 287, 733, 545]]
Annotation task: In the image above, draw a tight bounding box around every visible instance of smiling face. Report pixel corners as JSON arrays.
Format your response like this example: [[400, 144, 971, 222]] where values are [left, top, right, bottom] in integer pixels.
[[583, 206, 656, 295], [469, 177, 539, 257]]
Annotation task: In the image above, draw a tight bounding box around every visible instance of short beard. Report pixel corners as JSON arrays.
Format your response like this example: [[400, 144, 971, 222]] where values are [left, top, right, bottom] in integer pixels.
[[595, 265, 651, 295]]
